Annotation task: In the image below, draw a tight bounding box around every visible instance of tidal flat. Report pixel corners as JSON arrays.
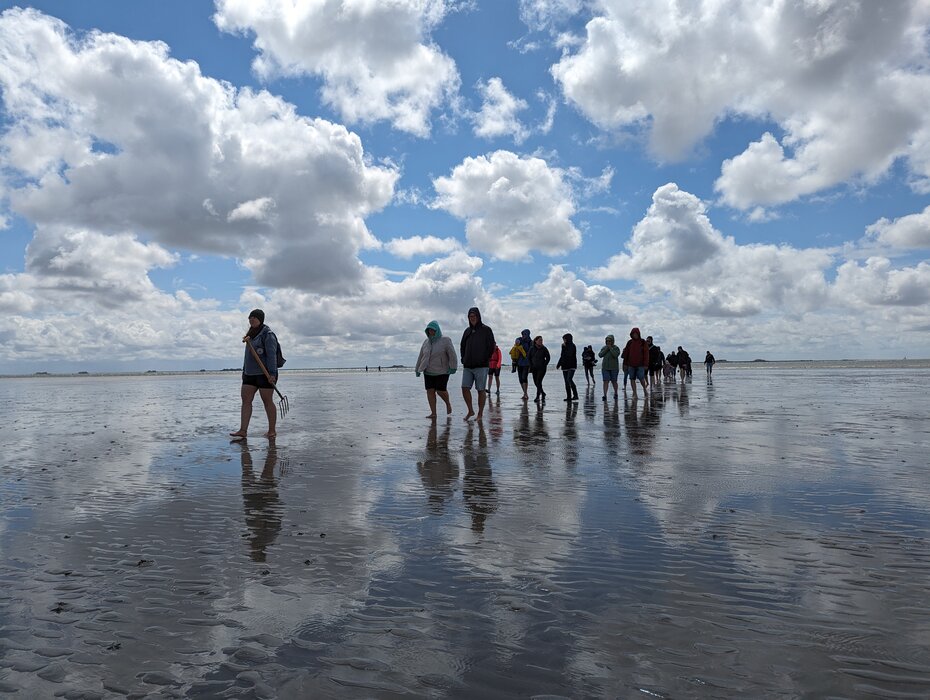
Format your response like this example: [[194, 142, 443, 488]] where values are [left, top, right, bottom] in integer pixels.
[[1, 367, 929, 698]]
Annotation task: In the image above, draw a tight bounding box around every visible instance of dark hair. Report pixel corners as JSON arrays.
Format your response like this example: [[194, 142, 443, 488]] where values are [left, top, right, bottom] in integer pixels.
[[249, 308, 265, 324]]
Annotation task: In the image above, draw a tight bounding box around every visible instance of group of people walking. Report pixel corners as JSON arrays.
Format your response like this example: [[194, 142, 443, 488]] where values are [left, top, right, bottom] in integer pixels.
[[227, 307, 718, 436], [413, 306, 716, 421]]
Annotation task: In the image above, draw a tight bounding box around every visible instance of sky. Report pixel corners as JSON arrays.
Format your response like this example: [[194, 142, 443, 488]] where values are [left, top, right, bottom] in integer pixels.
[[1, 0, 929, 373]]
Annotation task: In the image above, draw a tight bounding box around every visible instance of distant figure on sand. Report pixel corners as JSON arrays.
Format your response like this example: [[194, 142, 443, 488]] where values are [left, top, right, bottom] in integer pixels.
[[677, 346, 692, 379], [415, 320, 458, 420], [529, 335, 551, 403], [647, 336, 663, 388], [599, 334, 621, 400], [581, 345, 597, 385], [460, 307, 495, 421], [622, 327, 650, 399], [704, 350, 716, 375], [487, 343, 502, 395], [557, 333, 579, 402], [230, 309, 279, 439], [509, 337, 525, 376], [516, 329, 533, 400]]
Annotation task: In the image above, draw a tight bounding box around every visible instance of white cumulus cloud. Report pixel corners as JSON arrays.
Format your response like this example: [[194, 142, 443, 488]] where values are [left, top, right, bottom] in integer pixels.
[[591, 183, 833, 317], [384, 235, 462, 259], [0, 8, 397, 294], [472, 77, 530, 143], [866, 205, 930, 249], [432, 150, 581, 261], [551, 0, 930, 208], [213, 0, 460, 137]]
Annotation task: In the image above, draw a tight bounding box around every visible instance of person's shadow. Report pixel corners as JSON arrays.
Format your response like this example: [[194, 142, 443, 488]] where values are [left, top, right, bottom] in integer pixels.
[[463, 422, 497, 534], [239, 440, 283, 563], [417, 421, 458, 515]]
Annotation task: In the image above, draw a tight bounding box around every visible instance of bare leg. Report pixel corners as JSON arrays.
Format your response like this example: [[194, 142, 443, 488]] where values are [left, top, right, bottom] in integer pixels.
[[437, 390, 452, 414], [462, 388, 475, 420], [258, 387, 277, 437], [426, 388, 437, 419], [231, 384, 258, 437], [521, 382, 528, 400], [602, 379, 608, 399], [476, 390, 486, 420], [611, 379, 619, 398]]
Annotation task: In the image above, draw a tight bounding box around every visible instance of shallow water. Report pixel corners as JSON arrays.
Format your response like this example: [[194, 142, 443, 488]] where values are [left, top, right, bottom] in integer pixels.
[[1, 368, 929, 698]]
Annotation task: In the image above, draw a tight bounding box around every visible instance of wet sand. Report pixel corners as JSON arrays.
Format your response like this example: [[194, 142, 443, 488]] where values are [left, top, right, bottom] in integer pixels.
[[2, 368, 929, 698]]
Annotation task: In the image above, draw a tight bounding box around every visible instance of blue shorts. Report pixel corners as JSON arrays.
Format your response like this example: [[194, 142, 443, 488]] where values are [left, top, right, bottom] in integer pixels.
[[601, 369, 619, 382], [461, 367, 489, 390], [629, 366, 646, 380]]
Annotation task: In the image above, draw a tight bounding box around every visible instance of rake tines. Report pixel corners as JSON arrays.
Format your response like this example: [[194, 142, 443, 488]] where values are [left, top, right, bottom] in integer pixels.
[[277, 392, 289, 418]]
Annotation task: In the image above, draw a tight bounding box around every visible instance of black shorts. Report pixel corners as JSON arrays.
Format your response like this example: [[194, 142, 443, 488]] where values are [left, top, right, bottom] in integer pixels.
[[488, 367, 501, 377], [242, 372, 275, 389], [424, 373, 450, 391]]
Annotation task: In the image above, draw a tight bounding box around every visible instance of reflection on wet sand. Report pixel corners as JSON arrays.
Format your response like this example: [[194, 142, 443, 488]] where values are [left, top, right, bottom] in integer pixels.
[[462, 422, 497, 533], [417, 420, 457, 514], [2, 369, 930, 697], [239, 440, 283, 562]]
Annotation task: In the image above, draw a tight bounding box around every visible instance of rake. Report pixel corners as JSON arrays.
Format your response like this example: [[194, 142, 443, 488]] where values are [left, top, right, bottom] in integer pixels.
[[245, 339, 290, 418]]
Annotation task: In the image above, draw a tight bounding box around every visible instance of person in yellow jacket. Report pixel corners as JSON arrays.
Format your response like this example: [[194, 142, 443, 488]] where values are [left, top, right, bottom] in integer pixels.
[[509, 337, 527, 393]]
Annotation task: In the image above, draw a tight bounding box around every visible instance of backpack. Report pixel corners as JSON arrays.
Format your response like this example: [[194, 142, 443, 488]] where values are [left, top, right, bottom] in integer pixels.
[[276, 341, 286, 367]]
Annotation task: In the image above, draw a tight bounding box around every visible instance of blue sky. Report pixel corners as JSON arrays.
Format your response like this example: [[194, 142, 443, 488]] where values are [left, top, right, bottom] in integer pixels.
[[1, 0, 929, 372]]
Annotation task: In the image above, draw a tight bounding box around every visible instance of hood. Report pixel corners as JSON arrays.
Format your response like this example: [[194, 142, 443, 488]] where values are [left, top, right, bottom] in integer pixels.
[[521, 329, 531, 341], [562, 333, 573, 343], [605, 334, 614, 343], [468, 306, 482, 326], [630, 327, 641, 338], [425, 320, 442, 341]]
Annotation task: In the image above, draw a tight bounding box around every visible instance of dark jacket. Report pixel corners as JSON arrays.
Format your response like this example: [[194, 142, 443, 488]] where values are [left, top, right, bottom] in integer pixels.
[[622, 337, 650, 367], [528, 343, 550, 370], [243, 325, 278, 376], [556, 341, 577, 370], [517, 329, 532, 367], [581, 346, 597, 368], [460, 307, 496, 369], [649, 344, 663, 368]]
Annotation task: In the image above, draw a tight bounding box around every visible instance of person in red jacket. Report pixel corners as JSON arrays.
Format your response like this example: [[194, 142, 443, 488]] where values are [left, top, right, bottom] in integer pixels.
[[486, 344, 503, 395], [622, 327, 650, 399]]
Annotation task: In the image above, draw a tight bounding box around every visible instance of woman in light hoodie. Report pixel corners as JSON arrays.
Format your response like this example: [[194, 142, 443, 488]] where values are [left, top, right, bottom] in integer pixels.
[[415, 321, 458, 420]]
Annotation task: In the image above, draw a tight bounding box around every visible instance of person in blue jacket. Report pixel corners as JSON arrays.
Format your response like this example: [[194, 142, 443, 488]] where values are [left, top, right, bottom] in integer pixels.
[[230, 309, 279, 439]]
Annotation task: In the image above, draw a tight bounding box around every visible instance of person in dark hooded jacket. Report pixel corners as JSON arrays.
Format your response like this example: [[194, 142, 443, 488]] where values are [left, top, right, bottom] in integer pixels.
[[581, 345, 597, 385], [556, 333, 579, 401], [460, 307, 495, 421], [528, 335, 551, 402], [515, 329, 533, 400]]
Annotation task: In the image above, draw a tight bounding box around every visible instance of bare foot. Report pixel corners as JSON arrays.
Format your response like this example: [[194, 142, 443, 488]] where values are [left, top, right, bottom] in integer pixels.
[[229, 430, 247, 438], [463, 412, 475, 421], [475, 413, 483, 421], [445, 405, 453, 414], [426, 413, 437, 419], [264, 431, 276, 438]]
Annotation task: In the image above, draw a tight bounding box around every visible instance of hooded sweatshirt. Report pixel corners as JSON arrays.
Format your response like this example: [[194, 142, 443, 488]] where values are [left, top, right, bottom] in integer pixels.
[[517, 329, 532, 367], [622, 327, 650, 367], [598, 335, 621, 371], [460, 307, 496, 369], [556, 335, 577, 370], [243, 324, 279, 376], [416, 321, 458, 375]]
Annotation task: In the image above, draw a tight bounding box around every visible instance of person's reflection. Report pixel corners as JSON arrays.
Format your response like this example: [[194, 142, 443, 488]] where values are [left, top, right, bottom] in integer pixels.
[[239, 440, 283, 563], [582, 384, 597, 422], [462, 422, 497, 533], [602, 395, 621, 459], [487, 392, 504, 445], [624, 394, 660, 458], [706, 373, 715, 401], [677, 380, 690, 417], [562, 400, 579, 468], [513, 400, 533, 456], [417, 421, 458, 515]]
